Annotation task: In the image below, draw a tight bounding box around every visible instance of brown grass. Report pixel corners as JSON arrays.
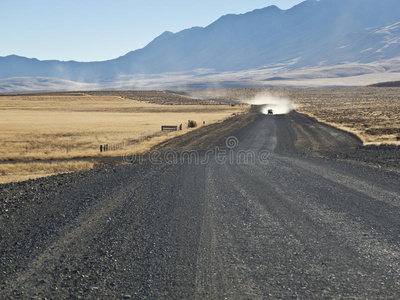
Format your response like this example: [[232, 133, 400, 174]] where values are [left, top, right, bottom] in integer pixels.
[[0, 92, 247, 183], [290, 88, 400, 145]]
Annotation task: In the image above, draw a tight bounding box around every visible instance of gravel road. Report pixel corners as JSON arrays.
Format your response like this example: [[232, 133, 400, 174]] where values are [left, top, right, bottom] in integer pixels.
[[1, 111, 399, 299]]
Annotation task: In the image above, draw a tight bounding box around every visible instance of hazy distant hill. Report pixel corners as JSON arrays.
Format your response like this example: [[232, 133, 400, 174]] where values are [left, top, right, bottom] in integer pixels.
[[0, 77, 97, 94], [2, 58, 399, 93], [369, 81, 400, 87], [1, 0, 399, 88]]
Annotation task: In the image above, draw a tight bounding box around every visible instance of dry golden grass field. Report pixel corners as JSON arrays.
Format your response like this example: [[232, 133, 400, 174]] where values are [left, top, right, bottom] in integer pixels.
[[188, 87, 400, 145], [0, 92, 247, 183]]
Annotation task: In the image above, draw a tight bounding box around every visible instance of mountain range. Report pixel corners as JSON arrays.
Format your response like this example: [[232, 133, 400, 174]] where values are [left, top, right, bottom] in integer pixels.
[[1, 0, 400, 92]]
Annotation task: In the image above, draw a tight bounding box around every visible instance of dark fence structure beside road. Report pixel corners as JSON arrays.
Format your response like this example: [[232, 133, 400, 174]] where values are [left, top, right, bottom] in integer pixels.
[[100, 123, 184, 153]]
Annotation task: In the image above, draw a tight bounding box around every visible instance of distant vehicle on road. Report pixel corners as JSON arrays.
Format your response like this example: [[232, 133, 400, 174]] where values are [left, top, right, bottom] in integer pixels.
[[268, 109, 273, 115]]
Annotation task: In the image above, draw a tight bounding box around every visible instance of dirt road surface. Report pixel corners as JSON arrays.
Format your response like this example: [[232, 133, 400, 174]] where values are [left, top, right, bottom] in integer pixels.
[[1, 111, 399, 298]]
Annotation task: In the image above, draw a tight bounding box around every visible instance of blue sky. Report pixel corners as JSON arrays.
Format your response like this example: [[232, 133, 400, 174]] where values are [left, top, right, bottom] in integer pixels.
[[1, 0, 303, 62]]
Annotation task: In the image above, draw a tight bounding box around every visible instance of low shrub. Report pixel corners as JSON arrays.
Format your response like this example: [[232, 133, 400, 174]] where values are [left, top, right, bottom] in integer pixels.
[[187, 120, 197, 128]]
